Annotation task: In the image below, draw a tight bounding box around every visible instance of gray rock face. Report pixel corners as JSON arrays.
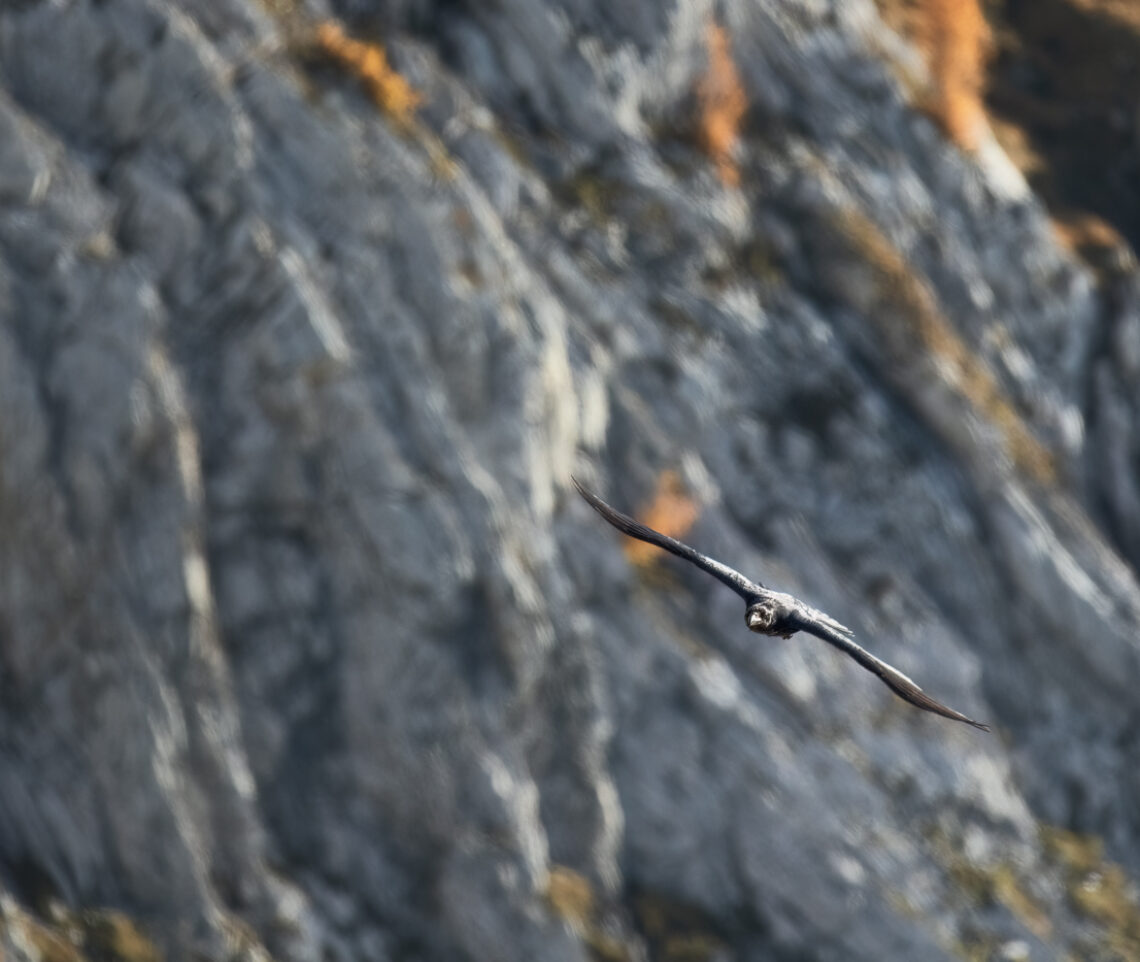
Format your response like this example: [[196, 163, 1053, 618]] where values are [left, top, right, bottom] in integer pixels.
[[2, 1, 1140, 960]]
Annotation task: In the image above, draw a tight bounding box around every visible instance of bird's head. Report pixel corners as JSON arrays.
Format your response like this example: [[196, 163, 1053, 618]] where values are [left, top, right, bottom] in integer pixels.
[[746, 596, 797, 638], [746, 602, 776, 632]]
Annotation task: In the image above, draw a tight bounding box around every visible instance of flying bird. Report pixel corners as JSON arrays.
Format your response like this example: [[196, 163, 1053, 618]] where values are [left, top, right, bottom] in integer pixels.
[[573, 477, 990, 732]]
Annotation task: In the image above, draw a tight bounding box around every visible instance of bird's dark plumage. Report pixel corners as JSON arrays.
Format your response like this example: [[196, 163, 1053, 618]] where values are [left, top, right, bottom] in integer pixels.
[[573, 477, 990, 732]]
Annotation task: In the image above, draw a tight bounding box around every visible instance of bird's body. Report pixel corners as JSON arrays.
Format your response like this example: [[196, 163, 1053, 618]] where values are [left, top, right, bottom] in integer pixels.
[[573, 477, 990, 732]]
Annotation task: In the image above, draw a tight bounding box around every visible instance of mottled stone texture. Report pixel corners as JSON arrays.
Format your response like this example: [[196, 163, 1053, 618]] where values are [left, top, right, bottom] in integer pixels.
[[1, 1, 1139, 961]]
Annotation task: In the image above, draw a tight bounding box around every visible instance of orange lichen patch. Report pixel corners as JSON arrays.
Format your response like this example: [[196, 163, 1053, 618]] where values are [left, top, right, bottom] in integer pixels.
[[1072, 864, 1140, 936], [0, 901, 164, 962], [1043, 826, 1140, 958], [21, 923, 85, 962], [919, 0, 991, 150], [544, 866, 631, 961], [545, 865, 595, 929], [1043, 825, 1105, 876], [697, 23, 748, 187], [634, 891, 728, 962], [833, 208, 1056, 484], [625, 471, 700, 568], [991, 864, 1053, 940], [1052, 212, 1124, 253], [929, 826, 1052, 946], [1050, 210, 1131, 275], [80, 912, 162, 962], [0, 898, 77, 962], [314, 21, 421, 127]]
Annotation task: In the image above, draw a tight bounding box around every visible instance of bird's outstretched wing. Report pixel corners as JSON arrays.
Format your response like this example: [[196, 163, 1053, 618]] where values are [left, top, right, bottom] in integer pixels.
[[572, 477, 764, 600], [791, 609, 991, 731], [573, 477, 990, 732]]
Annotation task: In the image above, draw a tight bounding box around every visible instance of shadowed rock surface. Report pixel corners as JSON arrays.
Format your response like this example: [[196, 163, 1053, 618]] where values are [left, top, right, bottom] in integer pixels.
[[2, 1, 1140, 960]]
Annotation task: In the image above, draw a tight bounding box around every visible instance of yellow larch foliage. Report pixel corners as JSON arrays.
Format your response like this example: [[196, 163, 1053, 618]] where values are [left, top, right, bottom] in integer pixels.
[[920, 0, 991, 150], [625, 471, 700, 568], [315, 21, 421, 128], [697, 23, 748, 187]]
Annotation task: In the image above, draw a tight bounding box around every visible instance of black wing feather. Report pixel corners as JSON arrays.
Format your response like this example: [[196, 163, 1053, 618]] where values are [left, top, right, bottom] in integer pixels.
[[794, 613, 991, 731], [572, 477, 764, 600]]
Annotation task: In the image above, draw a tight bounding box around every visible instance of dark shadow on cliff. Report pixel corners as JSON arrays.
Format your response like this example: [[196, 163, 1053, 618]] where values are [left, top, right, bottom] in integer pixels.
[[986, 0, 1140, 259]]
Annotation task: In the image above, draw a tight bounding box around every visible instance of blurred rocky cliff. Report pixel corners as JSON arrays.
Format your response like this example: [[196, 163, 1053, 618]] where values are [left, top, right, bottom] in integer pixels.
[[3, 1, 1140, 960]]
